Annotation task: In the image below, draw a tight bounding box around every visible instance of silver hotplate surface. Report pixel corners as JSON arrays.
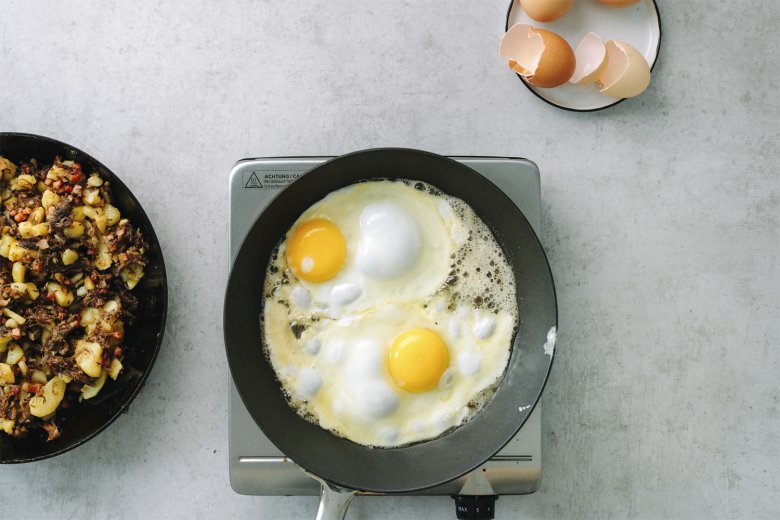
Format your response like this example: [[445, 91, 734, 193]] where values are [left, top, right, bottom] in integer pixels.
[[228, 156, 543, 496]]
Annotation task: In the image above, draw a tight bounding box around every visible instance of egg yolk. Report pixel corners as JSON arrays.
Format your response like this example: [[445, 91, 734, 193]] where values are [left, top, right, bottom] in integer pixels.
[[286, 219, 346, 283], [388, 328, 449, 393]]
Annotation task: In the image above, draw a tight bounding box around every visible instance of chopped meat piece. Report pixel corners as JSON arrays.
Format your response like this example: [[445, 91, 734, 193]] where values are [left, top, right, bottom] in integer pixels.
[[42, 421, 61, 441]]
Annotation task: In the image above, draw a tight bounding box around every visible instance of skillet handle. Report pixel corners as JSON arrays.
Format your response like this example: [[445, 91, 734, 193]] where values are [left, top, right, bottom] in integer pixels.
[[315, 479, 357, 520]]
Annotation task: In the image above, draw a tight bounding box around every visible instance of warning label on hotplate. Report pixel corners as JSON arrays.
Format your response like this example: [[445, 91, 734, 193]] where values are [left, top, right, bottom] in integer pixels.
[[243, 170, 303, 190]]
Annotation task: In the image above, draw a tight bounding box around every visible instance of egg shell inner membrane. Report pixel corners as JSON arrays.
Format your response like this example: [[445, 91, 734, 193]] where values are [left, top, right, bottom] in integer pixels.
[[598, 40, 628, 91], [598, 40, 651, 98], [499, 24, 543, 77], [570, 32, 607, 84]]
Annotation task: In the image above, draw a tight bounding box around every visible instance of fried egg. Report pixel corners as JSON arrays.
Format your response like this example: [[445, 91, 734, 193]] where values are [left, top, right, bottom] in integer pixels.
[[263, 179, 518, 447], [267, 303, 514, 446], [278, 181, 457, 314]]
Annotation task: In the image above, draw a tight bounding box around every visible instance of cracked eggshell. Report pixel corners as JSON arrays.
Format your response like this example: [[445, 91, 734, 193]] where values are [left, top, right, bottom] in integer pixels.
[[569, 32, 607, 85], [520, 0, 576, 22], [499, 24, 575, 88], [597, 39, 651, 98], [598, 0, 641, 7]]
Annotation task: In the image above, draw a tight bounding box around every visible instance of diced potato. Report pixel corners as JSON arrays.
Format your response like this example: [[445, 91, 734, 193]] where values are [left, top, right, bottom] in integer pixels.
[[71, 205, 87, 221], [74, 340, 102, 377], [45, 282, 74, 307], [80, 370, 107, 400], [2, 308, 26, 325], [108, 358, 123, 380], [83, 188, 102, 206], [0, 419, 14, 434], [7, 243, 23, 261], [0, 156, 17, 180], [18, 221, 49, 238], [0, 336, 11, 352], [103, 300, 119, 314], [5, 344, 24, 365], [121, 263, 145, 289], [8, 243, 36, 262], [11, 261, 26, 283], [61, 249, 79, 265], [29, 206, 45, 225], [24, 283, 40, 300], [82, 206, 107, 232], [81, 205, 97, 220], [31, 369, 48, 384], [0, 234, 16, 258], [5, 318, 18, 329], [105, 204, 121, 226], [29, 377, 66, 417], [86, 174, 103, 187], [11, 174, 36, 191], [60, 374, 72, 384], [84, 276, 95, 291], [64, 221, 85, 238], [41, 189, 60, 209], [95, 238, 112, 270], [57, 288, 73, 307], [17, 222, 32, 237], [80, 307, 100, 326], [93, 212, 107, 233], [0, 363, 14, 384], [17, 359, 27, 376], [46, 165, 67, 180]]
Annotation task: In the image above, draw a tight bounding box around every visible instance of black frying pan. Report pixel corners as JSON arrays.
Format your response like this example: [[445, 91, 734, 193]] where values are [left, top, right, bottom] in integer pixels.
[[0, 133, 167, 463], [224, 148, 556, 517]]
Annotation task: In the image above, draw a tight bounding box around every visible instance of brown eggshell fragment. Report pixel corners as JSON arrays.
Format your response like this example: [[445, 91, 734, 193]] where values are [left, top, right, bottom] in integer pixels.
[[520, 0, 576, 22], [499, 24, 576, 88], [597, 40, 651, 98], [597, 0, 641, 7], [569, 32, 608, 85]]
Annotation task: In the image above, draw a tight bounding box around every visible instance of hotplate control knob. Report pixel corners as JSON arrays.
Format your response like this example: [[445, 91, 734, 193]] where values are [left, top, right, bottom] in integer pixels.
[[452, 495, 498, 519]]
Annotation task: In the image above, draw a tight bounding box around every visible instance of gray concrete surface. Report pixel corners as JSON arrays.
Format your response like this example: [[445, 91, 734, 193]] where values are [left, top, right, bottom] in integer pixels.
[[1, 1, 778, 518]]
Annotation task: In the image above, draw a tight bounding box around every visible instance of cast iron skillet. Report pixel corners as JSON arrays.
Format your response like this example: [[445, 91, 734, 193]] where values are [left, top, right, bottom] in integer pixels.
[[224, 148, 556, 517], [0, 133, 167, 463]]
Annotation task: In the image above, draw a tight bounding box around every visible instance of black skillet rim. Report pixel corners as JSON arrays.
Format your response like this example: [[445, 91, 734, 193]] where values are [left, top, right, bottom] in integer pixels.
[[0, 132, 168, 463]]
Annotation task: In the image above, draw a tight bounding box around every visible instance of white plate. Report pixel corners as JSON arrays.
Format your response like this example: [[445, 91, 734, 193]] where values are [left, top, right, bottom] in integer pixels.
[[505, 0, 661, 111]]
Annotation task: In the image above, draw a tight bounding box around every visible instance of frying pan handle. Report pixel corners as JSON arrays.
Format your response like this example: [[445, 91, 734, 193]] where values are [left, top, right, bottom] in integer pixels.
[[314, 479, 357, 520]]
